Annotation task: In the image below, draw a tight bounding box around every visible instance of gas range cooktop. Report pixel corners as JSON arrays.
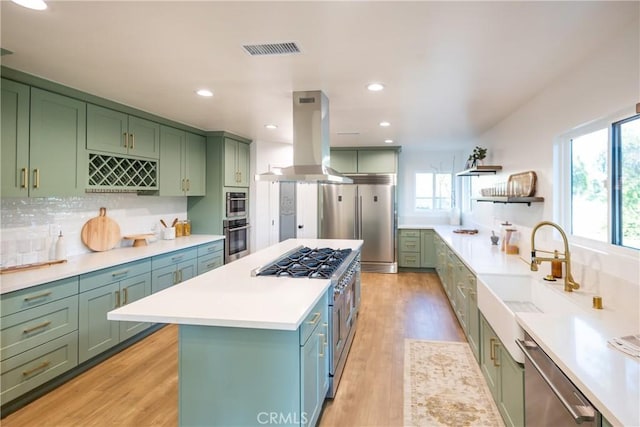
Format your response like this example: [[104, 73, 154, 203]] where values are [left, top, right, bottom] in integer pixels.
[[254, 246, 353, 279]]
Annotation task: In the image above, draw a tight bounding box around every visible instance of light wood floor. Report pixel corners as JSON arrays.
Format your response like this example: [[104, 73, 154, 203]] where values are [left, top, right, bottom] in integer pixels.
[[3, 272, 464, 427]]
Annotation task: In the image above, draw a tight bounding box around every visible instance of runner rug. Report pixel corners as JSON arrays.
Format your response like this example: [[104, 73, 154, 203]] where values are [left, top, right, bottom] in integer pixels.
[[404, 339, 505, 427]]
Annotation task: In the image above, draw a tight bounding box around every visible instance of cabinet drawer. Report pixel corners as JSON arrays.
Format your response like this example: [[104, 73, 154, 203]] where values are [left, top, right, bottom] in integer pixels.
[[152, 247, 198, 270], [399, 236, 420, 252], [399, 253, 421, 268], [1, 277, 78, 317], [299, 292, 327, 346], [79, 259, 151, 293], [197, 240, 224, 257], [1, 331, 78, 405], [1, 295, 78, 361], [197, 254, 223, 275], [398, 229, 420, 238]]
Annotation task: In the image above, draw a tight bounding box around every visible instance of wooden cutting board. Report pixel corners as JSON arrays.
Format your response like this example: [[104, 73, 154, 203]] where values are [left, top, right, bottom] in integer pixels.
[[81, 207, 121, 251]]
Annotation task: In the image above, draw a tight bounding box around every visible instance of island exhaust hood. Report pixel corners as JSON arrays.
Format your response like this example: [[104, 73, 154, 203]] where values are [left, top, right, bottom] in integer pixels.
[[255, 90, 352, 184]]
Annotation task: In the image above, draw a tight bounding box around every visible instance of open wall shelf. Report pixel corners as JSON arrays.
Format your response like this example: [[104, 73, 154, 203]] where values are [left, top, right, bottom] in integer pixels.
[[456, 165, 502, 176], [474, 197, 544, 206]]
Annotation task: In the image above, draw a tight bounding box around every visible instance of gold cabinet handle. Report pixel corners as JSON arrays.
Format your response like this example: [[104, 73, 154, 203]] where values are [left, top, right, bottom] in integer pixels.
[[179, 269, 183, 283], [123, 132, 129, 148], [24, 291, 52, 302], [111, 269, 130, 278], [23, 320, 52, 334], [186, 179, 190, 191], [489, 337, 496, 361], [130, 133, 135, 150], [492, 340, 501, 367], [22, 361, 50, 377], [33, 169, 40, 189], [173, 271, 178, 285], [181, 178, 185, 192], [122, 288, 128, 305], [171, 255, 184, 262], [318, 333, 326, 357], [206, 262, 216, 269], [307, 312, 321, 326], [115, 290, 121, 308], [21, 167, 28, 189]]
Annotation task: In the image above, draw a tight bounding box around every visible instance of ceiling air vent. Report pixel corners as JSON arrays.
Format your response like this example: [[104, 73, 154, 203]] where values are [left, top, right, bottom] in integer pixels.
[[242, 42, 301, 56]]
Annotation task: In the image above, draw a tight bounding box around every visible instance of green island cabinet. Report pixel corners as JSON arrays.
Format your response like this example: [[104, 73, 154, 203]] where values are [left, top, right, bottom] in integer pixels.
[[398, 229, 436, 268], [78, 259, 152, 363], [158, 126, 206, 196], [86, 104, 160, 159], [151, 247, 198, 293], [330, 147, 399, 174], [224, 136, 250, 187], [179, 290, 328, 427], [480, 314, 524, 427], [0, 277, 79, 406], [1, 81, 86, 198]]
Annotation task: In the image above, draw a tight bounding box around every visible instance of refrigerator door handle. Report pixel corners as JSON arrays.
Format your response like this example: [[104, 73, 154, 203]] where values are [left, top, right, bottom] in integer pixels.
[[358, 195, 363, 238], [354, 195, 358, 239]]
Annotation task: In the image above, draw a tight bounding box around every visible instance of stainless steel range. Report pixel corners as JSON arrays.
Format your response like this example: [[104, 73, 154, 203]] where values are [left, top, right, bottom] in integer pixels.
[[252, 245, 360, 398]]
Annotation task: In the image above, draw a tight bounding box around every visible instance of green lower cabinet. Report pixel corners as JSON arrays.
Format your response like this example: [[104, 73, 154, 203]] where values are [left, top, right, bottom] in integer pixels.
[[420, 230, 436, 268], [78, 273, 151, 363], [178, 291, 328, 427], [151, 247, 198, 293], [398, 229, 436, 268], [480, 314, 524, 427], [466, 284, 480, 362]]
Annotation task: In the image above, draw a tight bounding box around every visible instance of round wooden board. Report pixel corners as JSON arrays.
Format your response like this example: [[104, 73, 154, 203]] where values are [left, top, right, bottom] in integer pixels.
[[81, 207, 121, 252]]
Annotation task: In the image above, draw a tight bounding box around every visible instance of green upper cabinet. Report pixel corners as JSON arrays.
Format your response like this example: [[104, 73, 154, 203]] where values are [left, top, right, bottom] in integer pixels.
[[159, 126, 206, 196], [330, 148, 399, 174], [224, 137, 250, 187], [329, 150, 358, 173], [28, 88, 86, 197], [1, 79, 30, 198], [87, 104, 159, 159], [357, 150, 397, 173]]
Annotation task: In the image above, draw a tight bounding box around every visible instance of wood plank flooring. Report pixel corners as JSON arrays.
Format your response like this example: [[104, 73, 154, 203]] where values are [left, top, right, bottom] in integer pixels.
[[2, 272, 464, 427]]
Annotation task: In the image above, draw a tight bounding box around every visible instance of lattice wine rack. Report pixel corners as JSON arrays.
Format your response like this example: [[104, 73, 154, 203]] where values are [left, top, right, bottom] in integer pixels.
[[87, 154, 158, 192]]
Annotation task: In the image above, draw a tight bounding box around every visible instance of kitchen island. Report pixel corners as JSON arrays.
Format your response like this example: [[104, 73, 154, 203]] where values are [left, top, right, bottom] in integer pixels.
[[108, 238, 363, 427]]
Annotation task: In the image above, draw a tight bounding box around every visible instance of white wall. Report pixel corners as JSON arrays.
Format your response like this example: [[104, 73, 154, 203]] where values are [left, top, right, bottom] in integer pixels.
[[250, 140, 293, 252], [462, 19, 639, 314], [0, 194, 186, 267]]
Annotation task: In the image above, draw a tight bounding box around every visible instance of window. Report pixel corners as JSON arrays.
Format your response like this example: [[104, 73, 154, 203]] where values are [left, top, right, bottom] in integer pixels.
[[416, 172, 452, 210], [566, 112, 639, 250]]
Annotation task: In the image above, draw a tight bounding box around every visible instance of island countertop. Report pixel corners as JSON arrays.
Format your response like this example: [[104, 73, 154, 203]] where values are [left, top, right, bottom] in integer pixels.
[[108, 238, 363, 331]]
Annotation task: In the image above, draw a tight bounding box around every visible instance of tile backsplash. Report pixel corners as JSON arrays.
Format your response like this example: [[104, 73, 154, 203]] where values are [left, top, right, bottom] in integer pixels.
[[1, 194, 187, 267]]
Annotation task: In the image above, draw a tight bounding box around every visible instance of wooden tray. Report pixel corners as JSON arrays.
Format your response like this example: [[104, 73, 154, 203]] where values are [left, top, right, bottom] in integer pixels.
[[508, 171, 537, 197], [1, 259, 67, 274]]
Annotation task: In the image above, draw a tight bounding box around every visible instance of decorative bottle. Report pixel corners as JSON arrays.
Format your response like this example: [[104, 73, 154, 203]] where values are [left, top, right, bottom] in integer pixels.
[[55, 231, 66, 260]]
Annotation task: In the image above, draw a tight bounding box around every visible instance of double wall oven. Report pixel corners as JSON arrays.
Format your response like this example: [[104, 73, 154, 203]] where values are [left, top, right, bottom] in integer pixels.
[[252, 246, 361, 398], [224, 190, 249, 262]]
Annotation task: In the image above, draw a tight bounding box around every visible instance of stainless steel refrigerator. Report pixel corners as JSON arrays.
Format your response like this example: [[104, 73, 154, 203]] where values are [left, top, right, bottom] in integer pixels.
[[319, 174, 397, 273]]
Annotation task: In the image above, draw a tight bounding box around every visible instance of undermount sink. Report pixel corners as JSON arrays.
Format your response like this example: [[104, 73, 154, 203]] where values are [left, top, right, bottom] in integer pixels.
[[477, 273, 585, 363]]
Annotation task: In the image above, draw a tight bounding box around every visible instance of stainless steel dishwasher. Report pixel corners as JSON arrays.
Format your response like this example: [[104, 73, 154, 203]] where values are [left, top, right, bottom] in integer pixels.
[[516, 332, 600, 426]]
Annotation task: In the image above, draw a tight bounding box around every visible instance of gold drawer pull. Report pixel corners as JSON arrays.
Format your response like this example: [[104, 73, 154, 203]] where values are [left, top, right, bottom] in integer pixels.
[[206, 263, 216, 269], [123, 132, 129, 148], [23, 320, 52, 334], [122, 288, 128, 305], [33, 169, 40, 189], [23, 360, 50, 377], [318, 333, 326, 357], [111, 269, 130, 277], [130, 133, 135, 150], [307, 312, 321, 326], [24, 291, 52, 302], [115, 290, 121, 308]]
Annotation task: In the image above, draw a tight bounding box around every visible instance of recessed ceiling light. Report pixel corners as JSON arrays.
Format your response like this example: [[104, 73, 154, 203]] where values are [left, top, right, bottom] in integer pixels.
[[264, 124, 278, 130], [367, 83, 385, 92], [11, 0, 47, 10], [196, 89, 213, 97], [384, 139, 394, 144], [379, 121, 391, 127]]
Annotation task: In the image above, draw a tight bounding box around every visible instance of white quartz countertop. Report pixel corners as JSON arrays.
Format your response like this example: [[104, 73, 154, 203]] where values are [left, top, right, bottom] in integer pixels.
[[407, 224, 639, 426], [0, 235, 225, 295], [108, 239, 363, 331]]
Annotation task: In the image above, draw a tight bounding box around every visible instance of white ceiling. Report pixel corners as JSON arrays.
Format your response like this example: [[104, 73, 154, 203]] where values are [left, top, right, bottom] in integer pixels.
[[1, 1, 637, 150]]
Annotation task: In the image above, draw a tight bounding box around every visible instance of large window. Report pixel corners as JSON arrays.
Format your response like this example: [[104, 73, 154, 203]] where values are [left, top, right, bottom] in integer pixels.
[[416, 172, 452, 210], [568, 113, 639, 250]]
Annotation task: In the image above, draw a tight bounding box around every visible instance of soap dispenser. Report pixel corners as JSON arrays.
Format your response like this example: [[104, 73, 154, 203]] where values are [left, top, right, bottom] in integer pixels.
[[55, 230, 66, 260], [551, 250, 562, 278]]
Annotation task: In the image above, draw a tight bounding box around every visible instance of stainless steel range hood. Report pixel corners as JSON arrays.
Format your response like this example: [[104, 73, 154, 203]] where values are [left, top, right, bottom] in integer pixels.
[[255, 90, 352, 184]]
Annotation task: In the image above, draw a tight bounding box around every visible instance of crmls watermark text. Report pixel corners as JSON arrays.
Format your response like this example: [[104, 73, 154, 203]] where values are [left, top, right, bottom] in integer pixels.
[[257, 412, 308, 425]]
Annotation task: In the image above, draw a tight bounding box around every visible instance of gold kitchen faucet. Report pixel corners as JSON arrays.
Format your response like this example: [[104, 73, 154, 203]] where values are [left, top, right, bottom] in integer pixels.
[[530, 221, 580, 292]]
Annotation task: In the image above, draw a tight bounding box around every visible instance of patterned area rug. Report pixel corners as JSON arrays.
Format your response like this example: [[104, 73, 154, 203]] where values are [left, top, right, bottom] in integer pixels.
[[404, 339, 505, 427]]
